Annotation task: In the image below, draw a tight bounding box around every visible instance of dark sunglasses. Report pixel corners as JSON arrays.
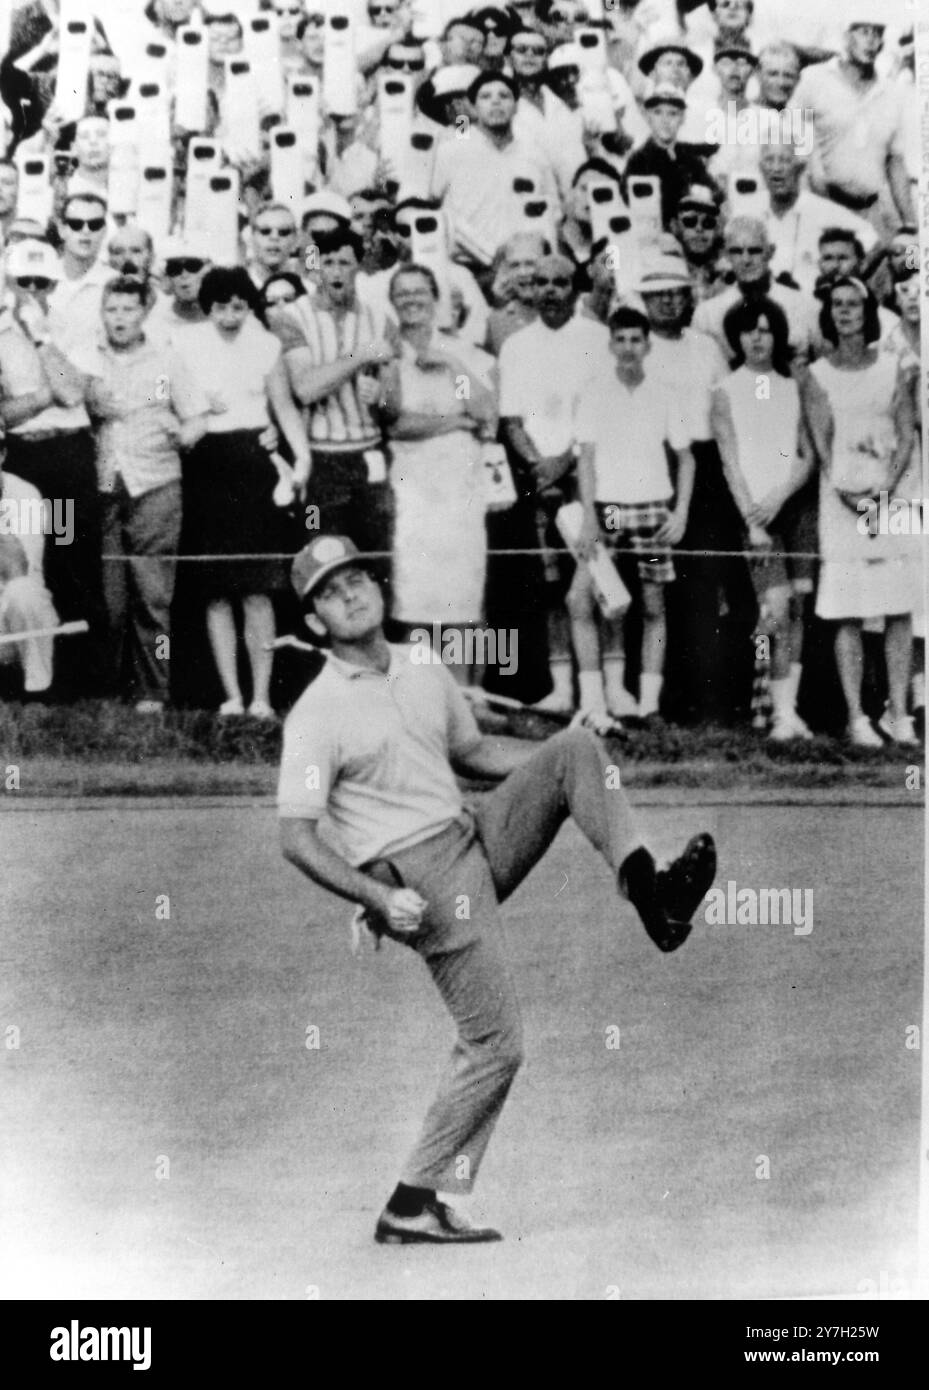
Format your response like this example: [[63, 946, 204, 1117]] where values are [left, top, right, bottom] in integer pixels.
[[16, 276, 53, 290], [64, 216, 106, 232], [369, 2, 396, 11], [387, 56, 425, 71], [679, 212, 717, 229], [512, 41, 547, 54], [165, 257, 206, 276], [303, 13, 326, 25], [255, 224, 295, 236]]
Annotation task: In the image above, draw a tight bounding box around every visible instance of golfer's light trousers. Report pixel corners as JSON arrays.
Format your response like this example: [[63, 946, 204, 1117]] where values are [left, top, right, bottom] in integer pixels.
[[376, 726, 643, 1193]]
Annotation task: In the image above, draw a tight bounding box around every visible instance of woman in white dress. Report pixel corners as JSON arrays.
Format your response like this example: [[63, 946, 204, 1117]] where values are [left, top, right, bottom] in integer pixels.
[[378, 263, 497, 685], [711, 296, 814, 741], [802, 276, 918, 747]]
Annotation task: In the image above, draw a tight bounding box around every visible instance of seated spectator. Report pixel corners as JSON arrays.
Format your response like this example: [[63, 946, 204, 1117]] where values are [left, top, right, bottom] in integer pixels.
[[623, 81, 712, 230], [754, 40, 801, 113], [355, 198, 490, 348], [484, 230, 550, 354], [558, 158, 624, 282], [711, 297, 814, 740], [668, 182, 728, 301], [247, 203, 300, 290], [431, 69, 560, 283], [569, 305, 696, 720], [802, 276, 918, 747], [0, 465, 58, 697], [577, 237, 618, 327], [510, 25, 586, 202], [706, 38, 769, 191], [66, 114, 110, 202], [171, 267, 311, 717]]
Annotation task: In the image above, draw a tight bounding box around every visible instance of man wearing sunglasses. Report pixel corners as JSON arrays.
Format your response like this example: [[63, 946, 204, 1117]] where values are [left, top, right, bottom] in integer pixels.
[[47, 194, 113, 357], [668, 183, 727, 302], [0, 235, 107, 698], [158, 239, 212, 337], [247, 203, 300, 289], [509, 26, 585, 202]]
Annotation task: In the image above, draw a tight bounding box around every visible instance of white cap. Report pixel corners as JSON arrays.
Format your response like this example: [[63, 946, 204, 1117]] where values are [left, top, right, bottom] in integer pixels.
[[299, 190, 352, 225], [636, 253, 692, 294], [5, 238, 62, 281], [547, 43, 581, 71], [159, 234, 211, 263], [432, 63, 481, 98], [847, 4, 886, 28]]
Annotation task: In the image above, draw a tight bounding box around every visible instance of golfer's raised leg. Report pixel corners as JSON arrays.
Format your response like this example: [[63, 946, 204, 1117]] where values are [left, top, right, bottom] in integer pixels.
[[474, 725, 716, 952]]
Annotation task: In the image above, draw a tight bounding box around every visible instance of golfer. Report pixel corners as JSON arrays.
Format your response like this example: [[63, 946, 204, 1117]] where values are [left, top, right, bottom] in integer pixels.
[[278, 535, 717, 1244]]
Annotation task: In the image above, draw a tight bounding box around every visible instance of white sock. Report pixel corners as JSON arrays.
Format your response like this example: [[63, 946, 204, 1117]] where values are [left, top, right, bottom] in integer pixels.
[[639, 672, 663, 717], [911, 671, 925, 710], [786, 662, 802, 707], [550, 660, 573, 705], [769, 676, 793, 720], [578, 670, 606, 711], [603, 656, 637, 713]]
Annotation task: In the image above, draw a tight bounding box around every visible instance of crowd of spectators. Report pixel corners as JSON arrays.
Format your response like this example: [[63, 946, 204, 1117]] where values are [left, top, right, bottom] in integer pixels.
[[0, 0, 923, 746]]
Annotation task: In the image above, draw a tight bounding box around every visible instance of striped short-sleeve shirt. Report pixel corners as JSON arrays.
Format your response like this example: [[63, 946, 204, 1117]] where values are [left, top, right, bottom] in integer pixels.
[[271, 297, 382, 454]]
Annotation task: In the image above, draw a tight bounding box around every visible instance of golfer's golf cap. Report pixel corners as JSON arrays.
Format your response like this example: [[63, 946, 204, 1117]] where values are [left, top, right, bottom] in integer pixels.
[[291, 535, 376, 603]]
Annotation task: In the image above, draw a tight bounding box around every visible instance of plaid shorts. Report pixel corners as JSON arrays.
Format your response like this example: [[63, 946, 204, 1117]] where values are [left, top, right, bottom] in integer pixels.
[[596, 501, 675, 584]]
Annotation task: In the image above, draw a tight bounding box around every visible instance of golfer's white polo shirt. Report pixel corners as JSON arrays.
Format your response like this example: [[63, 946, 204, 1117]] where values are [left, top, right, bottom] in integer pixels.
[[278, 645, 482, 867]]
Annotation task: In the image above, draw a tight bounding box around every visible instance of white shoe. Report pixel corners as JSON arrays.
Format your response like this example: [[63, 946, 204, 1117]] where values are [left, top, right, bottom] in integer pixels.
[[849, 715, 883, 748], [767, 711, 813, 742], [134, 699, 164, 715], [878, 709, 920, 746], [533, 690, 574, 714], [247, 699, 276, 720], [218, 697, 245, 717]]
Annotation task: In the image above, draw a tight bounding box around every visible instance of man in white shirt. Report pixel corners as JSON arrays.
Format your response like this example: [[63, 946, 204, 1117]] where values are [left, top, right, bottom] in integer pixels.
[[431, 69, 560, 276], [792, 16, 914, 239], [758, 143, 877, 295], [499, 253, 609, 710], [692, 216, 819, 368], [47, 192, 115, 357], [508, 26, 586, 202], [570, 305, 696, 721], [635, 252, 756, 724]]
